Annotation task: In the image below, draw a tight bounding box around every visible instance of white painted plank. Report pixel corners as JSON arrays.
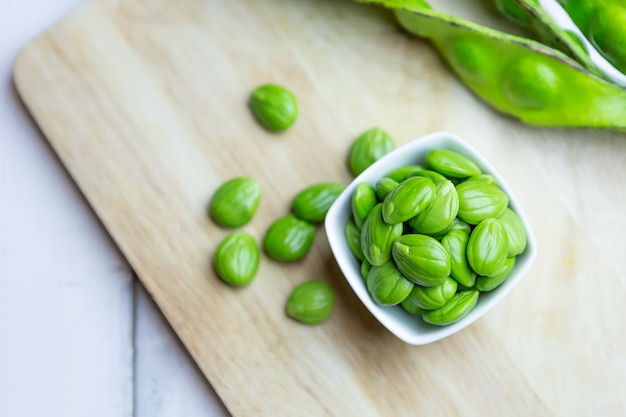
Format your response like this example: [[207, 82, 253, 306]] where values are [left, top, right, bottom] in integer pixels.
[[134, 281, 230, 417], [0, 1, 134, 416]]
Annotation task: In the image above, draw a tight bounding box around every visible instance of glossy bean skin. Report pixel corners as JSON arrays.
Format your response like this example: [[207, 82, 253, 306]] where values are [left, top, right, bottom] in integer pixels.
[[263, 214, 316, 262], [375, 177, 400, 202], [406, 277, 457, 310], [286, 281, 335, 324], [384, 164, 424, 182], [360, 203, 404, 266], [292, 182, 346, 223], [357, 0, 626, 129], [382, 176, 436, 224], [249, 84, 298, 131], [352, 182, 378, 228], [408, 179, 459, 235], [209, 177, 262, 228], [422, 290, 479, 326], [557, 0, 626, 75], [345, 219, 365, 261], [441, 230, 476, 288], [467, 218, 509, 277], [497, 207, 528, 256], [475, 256, 516, 291], [213, 232, 260, 286], [349, 127, 396, 176], [391, 234, 451, 287], [456, 179, 509, 225], [425, 149, 482, 179], [366, 260, 414, 306]]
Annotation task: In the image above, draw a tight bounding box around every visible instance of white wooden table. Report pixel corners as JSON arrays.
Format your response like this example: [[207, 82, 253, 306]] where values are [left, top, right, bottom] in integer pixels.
[[1, 2, 228, 415]]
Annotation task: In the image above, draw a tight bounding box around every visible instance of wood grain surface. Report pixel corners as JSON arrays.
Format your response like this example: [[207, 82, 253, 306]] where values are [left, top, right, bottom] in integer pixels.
[[13, 0, 626, 415]]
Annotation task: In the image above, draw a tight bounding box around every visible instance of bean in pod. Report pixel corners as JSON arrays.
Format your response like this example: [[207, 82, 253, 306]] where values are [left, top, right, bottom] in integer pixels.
[[358, 0, 626, 129]]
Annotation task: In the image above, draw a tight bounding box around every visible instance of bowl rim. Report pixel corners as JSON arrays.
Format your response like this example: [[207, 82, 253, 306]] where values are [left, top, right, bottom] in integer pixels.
[[324, 131, 537, 345]]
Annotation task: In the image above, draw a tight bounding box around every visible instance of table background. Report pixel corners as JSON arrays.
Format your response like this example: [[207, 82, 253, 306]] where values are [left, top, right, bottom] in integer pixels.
[[1, 1, 228, 415]]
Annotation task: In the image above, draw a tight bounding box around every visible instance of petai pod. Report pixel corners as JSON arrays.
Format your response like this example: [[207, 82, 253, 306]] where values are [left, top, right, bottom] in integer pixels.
[[213, 232, 260, 287], [441, 229, 476, 288], [360, 203, 404, 266], [292, 182, 346, 223], [209, 177, 262, 228], [382, 176, 436, 224], [456, 179, 509, 225], [345, 219, 365, 261], [286, 280, 335, 324], [475, 256, 516, 291], [467, 218, 509, 276], [422, 290, 479, 326], [425, 148, 482, 178], [352, 182, 378, 228], [408, 179, 459, 234], [391, 234, 450, 287], [406, 277, 458, 310], [348, 127, 396, 176], [263, 214, 316, 262], [366, 260, 414, 306], [356, 0, 626, 129], [497, 207, 528, 256], [494, 0, 603, 78], [556, 0, 626, 75]]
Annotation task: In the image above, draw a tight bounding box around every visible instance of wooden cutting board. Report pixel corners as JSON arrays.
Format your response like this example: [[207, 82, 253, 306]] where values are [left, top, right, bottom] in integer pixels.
[[13, 0, 626, 415]]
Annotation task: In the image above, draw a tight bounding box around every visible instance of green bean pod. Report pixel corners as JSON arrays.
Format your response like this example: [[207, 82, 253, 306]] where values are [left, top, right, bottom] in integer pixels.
[[557, 0, 626, 75], [356, 0, 626, 129], [494, 0, 603, 78]]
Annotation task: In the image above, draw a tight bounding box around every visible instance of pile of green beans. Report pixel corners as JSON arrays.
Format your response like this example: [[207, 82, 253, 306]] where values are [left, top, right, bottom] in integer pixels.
[[346, 148, 528, 326], [355, 0, 626, 130]]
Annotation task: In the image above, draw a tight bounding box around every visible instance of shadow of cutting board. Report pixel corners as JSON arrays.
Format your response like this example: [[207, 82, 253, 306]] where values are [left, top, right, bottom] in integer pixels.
[[13, 0, 626, 415]]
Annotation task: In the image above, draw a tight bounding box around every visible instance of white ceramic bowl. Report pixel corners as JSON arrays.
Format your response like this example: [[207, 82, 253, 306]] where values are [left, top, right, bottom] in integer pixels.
[[325, 131, 537, 345]]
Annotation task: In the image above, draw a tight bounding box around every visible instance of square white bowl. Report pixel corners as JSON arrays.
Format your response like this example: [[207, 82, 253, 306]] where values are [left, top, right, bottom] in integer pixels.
[[325, 131, 537, 345]]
